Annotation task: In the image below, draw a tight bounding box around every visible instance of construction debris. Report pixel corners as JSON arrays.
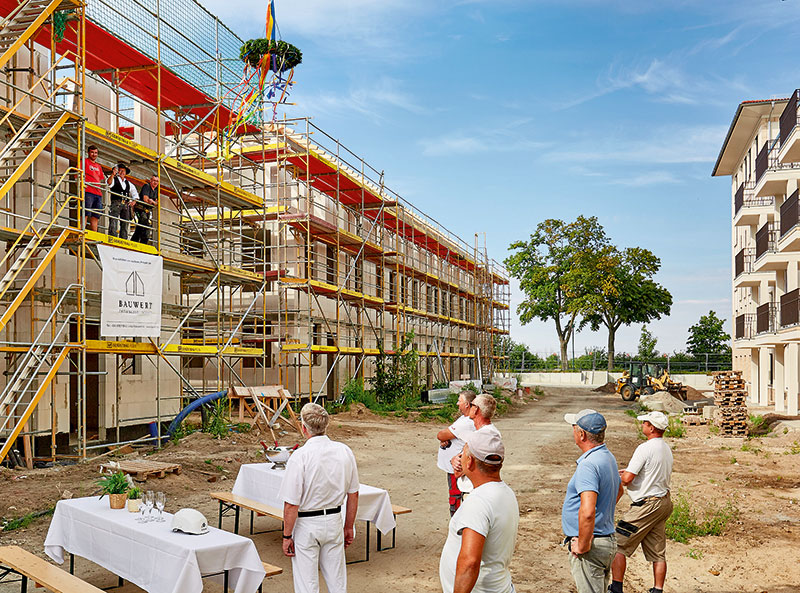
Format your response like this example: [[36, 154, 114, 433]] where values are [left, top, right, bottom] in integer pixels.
[[101, 460, 182, 481], [711, 371, 748, 437], [640, 391, 687, 414]]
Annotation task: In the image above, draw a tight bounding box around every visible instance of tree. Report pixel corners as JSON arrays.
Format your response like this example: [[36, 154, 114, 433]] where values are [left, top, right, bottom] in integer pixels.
[[582, 246, 672, 371], [686, 311, 731, 356], [505, 216, 609, 370], [637, 325, 658, 361]]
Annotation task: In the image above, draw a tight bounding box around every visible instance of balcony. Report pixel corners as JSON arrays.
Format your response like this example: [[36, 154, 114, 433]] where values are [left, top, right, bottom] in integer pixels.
[[734, 247, 754, 278], [754, 137, 800, 197], [780, 89, 800, 163], [756, 302, 779, 335], [781, 288, 800, 328], [755, 221, 778, 260], [735, 313, 755, 340], [734, 182, 775, 225]]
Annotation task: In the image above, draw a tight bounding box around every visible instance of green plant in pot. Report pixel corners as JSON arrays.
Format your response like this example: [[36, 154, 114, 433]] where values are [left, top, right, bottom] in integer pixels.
[[239, 38, 302, 72], [127, 485, 143, 513], [96, 471, 129, 509]]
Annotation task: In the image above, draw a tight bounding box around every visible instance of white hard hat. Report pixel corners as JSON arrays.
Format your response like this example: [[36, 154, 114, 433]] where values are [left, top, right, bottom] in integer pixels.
[[171, 508, 209, 535]]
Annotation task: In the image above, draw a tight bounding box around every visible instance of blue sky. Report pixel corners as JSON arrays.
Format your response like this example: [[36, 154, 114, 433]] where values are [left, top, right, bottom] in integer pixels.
[[198, 0, 800, 356]]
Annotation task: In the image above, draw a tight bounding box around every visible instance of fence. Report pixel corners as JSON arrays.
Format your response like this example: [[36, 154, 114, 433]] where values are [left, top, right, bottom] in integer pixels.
[[498, 351, 732, 373]]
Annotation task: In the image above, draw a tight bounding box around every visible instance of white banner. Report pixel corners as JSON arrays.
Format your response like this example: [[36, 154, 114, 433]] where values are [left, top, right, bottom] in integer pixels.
[[98, 245, 163, 337]]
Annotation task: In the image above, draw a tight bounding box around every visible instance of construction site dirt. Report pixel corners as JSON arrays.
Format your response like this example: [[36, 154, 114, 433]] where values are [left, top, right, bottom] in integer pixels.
[[2, 386, 800, 592]]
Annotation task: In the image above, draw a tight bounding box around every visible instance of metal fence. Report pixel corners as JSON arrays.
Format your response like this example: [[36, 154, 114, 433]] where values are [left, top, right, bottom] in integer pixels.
[[498, 351, 732, 373]]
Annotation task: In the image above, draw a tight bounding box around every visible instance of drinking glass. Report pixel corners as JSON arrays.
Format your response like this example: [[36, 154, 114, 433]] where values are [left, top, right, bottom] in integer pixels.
[[144, 490, 155, 522], [136, 496, 148, 523], [155, 492, 166, 522]]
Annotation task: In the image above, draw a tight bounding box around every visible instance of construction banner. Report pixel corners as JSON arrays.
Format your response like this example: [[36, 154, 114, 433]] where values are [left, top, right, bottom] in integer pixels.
[[98, 245, 163, 337]]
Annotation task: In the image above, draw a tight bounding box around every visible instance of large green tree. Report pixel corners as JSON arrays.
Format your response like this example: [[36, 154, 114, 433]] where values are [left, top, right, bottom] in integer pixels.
[[686, 311, 731, 356], [505, 216, 609, 370], [637, 325, 658, 361], [582, 246, 672, 371]]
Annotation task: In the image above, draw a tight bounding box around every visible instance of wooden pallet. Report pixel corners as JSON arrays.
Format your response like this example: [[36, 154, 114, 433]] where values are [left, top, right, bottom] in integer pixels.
[[101, 460, 182, 480], [711, 370, 742, 377]]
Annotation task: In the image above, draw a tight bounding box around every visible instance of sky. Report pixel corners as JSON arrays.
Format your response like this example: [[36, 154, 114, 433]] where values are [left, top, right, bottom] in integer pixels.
[[197, 0, 800, 357]]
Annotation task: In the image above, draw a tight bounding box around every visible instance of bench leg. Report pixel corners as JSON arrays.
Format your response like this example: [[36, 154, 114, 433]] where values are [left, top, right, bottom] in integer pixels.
[[250, 510, 254, 535], [218, 500, 223, 529], [224, 569, 229, 593], [69, 553, 74, 575], [377, 514, 398, 552], [346, 520, 370, 565], [20, 574, 27, 593], [235, 506, 240, 535]]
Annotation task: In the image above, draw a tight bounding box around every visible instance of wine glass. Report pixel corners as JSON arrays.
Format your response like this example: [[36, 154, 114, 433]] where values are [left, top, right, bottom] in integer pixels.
[[155, 492, 166, 522], [144, 491, 155, 523], [136, 493, 149, 523]]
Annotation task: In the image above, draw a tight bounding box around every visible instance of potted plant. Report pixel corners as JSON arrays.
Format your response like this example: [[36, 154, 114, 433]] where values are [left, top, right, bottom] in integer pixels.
[[239, 38, 302, 72], [96, 471, 129, 509], [126, 486, 142, 513]]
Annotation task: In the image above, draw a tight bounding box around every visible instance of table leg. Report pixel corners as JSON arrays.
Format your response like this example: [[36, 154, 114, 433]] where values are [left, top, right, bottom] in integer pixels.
[[69, 554, 74, 575], [250, 510, 254, 535], [235, 506, 240, 534], [366, 521, 370, 562], [118, 576, 124, 587], [224, 569, 229, 593], [218, 500, 223, 529]]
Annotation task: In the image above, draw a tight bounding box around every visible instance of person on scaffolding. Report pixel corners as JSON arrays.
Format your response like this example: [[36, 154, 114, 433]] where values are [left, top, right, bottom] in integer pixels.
[[106, 163, 138, 238], [132, 174, 158, 245], [83, 145, 104, 232]]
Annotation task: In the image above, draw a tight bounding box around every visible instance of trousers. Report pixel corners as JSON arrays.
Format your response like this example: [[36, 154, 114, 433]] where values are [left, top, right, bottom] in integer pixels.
[[291, 513, 347, 593], [108, 200, 130, 238], [569, 535, 617, 593]]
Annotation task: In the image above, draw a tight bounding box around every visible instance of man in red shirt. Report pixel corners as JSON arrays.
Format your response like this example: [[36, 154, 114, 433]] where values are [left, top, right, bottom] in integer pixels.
[[84, 145, 104, 232]]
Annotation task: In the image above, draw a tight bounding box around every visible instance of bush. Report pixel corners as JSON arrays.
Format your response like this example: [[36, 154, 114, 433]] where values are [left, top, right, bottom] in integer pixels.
[[202, 398, 229, 439], [664, 416, 686, 438], [371, 332, 420, 404], [666, 492, 738, 543]]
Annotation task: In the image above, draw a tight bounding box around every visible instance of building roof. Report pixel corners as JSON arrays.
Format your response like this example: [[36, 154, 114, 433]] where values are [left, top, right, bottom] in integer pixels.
[[712, 98, 789, 177]]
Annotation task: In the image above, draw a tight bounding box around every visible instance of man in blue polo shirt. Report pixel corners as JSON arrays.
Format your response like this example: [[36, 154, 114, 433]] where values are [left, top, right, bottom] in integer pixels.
[[562, 409, 623, 593]]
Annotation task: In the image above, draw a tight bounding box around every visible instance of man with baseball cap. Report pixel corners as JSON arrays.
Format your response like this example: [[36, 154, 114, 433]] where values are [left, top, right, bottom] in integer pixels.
[[439, 430, 518, 593], [609, 411, 673, 593], [562, 409, 623, 593]]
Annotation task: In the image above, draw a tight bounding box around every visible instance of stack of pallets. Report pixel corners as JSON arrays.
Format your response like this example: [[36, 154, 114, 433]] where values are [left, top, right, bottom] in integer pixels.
[[711, 370, 748, 436]]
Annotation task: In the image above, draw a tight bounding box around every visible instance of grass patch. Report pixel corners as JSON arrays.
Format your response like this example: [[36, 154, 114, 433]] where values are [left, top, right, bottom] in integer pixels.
[[666, 492, 739, 544], [664, 416, 686, 439], [740, 442, 761, 454], [786, 441, 800, 455], [687, 548, 703, 559], [336, 377, 462, 423], [2, 507, 55, 532], [708, 425, 720, 435]]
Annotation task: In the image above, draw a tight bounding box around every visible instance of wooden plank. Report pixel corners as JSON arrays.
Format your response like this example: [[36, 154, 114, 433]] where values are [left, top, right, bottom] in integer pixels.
[[262, 562, 283, 577], [0, 545, 106, 593], [210, 491, 284, 521], [101, 460, 182, 480], [391, 505, 412, 515]]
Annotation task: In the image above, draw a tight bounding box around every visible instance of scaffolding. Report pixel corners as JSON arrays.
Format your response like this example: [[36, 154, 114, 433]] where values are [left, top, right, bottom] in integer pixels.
[[0, 0, 510, 467]]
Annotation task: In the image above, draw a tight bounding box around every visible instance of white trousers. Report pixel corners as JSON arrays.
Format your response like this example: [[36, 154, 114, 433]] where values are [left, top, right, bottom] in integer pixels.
[[291, 514, 347, 593]]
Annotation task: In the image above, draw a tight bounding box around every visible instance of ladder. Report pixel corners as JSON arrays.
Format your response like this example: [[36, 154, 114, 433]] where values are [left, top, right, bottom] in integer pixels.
[[0, 285, 80, 464]]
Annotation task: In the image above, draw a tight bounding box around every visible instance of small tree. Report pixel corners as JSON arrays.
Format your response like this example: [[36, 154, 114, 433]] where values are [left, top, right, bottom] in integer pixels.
[[371, 331, 420, 403], [687, 311, 731, 356], [637, 325, 658, 361]]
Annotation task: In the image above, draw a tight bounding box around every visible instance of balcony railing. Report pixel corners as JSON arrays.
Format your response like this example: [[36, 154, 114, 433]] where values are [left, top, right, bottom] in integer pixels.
[[756, 302, 779, 334], [734, 247, 755, 278], [756, 143, 769, 182], [780, 89, 800, 149], [755, 221, 778, 260], [734, 183, 744, 214], [754, 139, 800, 184], [781, 288, 800, 328], [735, 313, 755, 340], [781, 189, 799, 238]]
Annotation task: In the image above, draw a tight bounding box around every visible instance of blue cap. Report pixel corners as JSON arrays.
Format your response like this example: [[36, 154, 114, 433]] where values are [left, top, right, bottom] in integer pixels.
[[564, 409, 607, 434]]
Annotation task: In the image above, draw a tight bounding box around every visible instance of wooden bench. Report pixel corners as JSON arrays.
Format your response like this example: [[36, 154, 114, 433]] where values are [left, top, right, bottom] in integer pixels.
[[0, 545, 105, 593], [113, 561, 282, 593], [377, 505, 413, 552], [211, 491, 284, 536]]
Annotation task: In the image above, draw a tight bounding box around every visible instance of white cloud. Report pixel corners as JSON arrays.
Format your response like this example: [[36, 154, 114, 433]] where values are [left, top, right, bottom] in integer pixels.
[[611, 171, 681, 187]]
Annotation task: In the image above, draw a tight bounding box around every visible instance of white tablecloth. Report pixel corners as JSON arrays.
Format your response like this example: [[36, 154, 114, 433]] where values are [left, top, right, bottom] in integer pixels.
[[232, 463, 397, 535], [44, 497, 266, 593]]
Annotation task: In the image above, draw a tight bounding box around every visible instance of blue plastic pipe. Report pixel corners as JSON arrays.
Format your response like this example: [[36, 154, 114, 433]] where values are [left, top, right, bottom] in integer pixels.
[[166, 389, 228, 437]]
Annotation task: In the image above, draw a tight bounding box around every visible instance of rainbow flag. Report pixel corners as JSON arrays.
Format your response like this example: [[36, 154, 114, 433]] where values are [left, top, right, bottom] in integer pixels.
[[265, 0, 276, 44]]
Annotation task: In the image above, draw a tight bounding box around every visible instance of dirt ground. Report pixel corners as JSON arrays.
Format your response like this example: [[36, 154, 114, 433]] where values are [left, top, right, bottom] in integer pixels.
[[2, 386, 800, 592]]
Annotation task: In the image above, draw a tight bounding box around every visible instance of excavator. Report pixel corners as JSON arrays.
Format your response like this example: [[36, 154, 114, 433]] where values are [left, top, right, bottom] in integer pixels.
[[615, 362, 688, 402]]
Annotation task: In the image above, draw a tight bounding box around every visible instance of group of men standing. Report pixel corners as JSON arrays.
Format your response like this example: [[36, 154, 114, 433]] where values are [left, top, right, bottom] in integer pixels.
[[273, 394, 673, 593], [84, 145, 158, 244]]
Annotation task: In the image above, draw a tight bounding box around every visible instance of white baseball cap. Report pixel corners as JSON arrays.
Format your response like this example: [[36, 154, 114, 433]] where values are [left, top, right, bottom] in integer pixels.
[[465, 430, 505, 465], [637, 411, 669, 431]]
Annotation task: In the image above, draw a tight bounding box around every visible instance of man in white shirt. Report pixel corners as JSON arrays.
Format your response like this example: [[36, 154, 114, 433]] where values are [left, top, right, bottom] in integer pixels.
[[279, 403, 359, 593], [439, 429, 518, 593], [451, 394, 501, 476], [609, 411, 674, 593], [437, 389, 477, 515]]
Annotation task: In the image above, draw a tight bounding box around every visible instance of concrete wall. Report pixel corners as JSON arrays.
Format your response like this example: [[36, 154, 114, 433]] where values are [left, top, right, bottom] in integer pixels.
[[496, 371, 714, 390]]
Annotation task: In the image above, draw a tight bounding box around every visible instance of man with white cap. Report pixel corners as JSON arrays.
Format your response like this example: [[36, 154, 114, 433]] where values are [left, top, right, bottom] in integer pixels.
[[562, 409, 623, 593], [609, 411, 673, 593], [279, 403, 359, 593], [439, 429, 518, 593], [437, 389, 477, 515]]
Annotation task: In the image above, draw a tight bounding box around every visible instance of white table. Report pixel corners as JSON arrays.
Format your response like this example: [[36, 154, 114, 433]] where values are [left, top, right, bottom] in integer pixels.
[[44, 497, 266, 593], [232, 463, 396, 536]]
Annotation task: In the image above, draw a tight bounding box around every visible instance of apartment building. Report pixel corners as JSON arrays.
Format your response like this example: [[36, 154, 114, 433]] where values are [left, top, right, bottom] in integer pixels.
[[713, 93, 800, 414], [0, 0, 510, 465]]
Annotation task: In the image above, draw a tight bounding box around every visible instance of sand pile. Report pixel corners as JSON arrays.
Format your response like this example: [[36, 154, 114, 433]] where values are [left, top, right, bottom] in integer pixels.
[[640, 391, 689, 414], [592, 382, 617, 394], [684, 385, 712, 401]]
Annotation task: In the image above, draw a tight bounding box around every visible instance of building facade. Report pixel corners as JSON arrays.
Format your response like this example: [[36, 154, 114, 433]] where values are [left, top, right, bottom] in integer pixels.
[[714, 94, 800, 414]]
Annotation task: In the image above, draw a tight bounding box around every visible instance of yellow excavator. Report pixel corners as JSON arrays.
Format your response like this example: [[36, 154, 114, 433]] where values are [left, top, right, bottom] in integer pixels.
[[615, 362, 688, 402]]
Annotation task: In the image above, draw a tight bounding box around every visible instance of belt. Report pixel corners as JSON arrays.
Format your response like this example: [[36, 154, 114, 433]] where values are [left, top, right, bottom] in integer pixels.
[[563, 534, 614, 545], [631, 495, 665, 507], [297, 506, 341, 518]]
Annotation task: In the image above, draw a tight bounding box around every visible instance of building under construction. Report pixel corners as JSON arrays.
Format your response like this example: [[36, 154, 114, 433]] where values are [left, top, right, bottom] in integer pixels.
[[0, 0, 510, 466]]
